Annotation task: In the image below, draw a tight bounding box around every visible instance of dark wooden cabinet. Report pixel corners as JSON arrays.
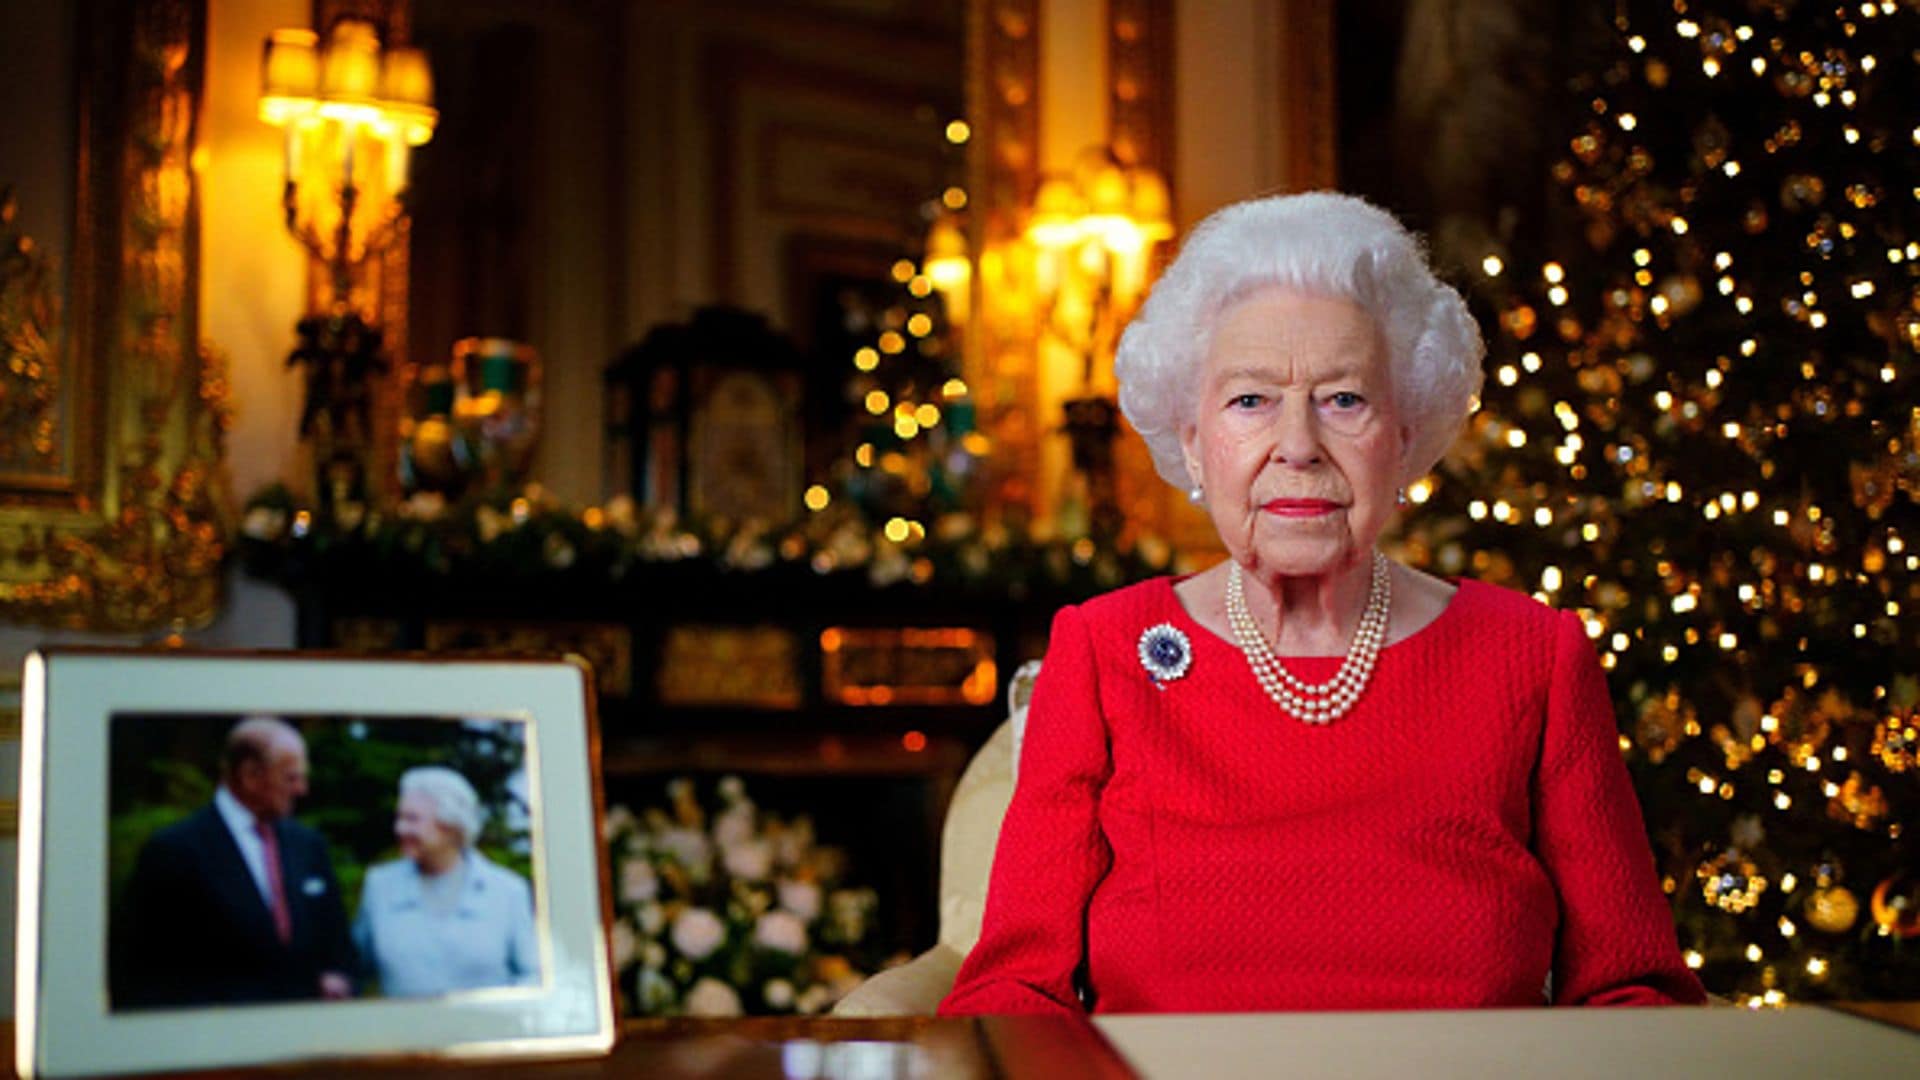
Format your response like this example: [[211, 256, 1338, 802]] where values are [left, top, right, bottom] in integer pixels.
[[265, 554, 1088, 954]]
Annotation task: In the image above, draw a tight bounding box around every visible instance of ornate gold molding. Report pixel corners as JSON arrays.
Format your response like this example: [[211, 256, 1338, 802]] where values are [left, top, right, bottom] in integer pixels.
[[1107, 0, 1174, 183], [0, 0, 229, 632], [968, 0, 1043, 515], [0, 190, 62, 478]]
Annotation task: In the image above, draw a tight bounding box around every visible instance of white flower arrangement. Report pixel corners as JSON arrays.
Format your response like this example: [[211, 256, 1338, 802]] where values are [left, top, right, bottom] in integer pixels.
[[605, 775, 883, 1016]]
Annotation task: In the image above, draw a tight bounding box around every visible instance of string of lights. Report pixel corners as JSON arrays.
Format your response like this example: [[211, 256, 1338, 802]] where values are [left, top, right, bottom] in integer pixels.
[[1402, 0, 1919, 1005]]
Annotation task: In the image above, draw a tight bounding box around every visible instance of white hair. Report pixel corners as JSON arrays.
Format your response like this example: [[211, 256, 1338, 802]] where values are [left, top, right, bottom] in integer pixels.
[[1114, 191, 1485, 488], [399, 766, 483, 848]]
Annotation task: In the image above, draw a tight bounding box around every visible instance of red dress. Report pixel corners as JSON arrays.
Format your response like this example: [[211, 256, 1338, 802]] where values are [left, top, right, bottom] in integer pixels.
[[940, 577, 1707, 1014]]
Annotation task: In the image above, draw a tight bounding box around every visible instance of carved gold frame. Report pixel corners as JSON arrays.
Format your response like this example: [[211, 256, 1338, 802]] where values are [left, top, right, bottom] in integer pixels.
[[0, 0, 229, 632]]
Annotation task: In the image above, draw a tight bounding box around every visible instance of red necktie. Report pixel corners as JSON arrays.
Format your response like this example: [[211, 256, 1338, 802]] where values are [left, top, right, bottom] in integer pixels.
[[255, 821, 293, 944]]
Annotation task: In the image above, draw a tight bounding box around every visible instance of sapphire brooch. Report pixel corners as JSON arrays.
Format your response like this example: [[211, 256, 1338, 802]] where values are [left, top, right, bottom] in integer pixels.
[[1137, 623, 1193, 687]]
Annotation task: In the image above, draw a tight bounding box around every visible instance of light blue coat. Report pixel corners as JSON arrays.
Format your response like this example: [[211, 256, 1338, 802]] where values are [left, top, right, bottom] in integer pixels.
[[353, 851, 541, 997]]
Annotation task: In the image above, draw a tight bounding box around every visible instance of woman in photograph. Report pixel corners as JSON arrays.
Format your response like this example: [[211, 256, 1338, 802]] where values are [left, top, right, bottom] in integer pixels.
[[939, 192, 1706, 1014], [354, 765, 542, 996]]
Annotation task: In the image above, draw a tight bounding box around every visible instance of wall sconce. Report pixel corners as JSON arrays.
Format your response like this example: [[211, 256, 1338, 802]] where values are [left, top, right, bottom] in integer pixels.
[[922, 210, 972, 328], [260, 18, 435, 507], [1028, 146, 1172, 387], [259, 19, 436, 304], [1025, 146, 1172, 535]]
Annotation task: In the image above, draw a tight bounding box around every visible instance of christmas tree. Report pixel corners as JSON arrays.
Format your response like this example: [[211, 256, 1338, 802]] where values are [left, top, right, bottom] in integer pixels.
[[824, 234, 986, 537], [1405, 0, 1919, 1003]]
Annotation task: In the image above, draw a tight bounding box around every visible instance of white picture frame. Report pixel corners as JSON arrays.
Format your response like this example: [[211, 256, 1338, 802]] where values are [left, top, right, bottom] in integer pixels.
[[15, 649, 617, 1078]]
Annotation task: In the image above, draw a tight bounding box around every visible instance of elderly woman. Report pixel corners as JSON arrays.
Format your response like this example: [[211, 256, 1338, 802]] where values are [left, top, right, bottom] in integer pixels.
[[940, 193, 1705, 1015], [354, 766, 541, 996]]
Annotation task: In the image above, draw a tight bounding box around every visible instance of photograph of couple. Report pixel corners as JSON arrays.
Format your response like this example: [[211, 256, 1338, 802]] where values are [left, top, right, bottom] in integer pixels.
[[106, 713, 544, 1009]]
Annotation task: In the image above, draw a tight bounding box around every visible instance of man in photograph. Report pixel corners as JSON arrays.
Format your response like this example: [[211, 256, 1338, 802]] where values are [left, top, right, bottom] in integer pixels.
[[110, 716, 356, 1008]]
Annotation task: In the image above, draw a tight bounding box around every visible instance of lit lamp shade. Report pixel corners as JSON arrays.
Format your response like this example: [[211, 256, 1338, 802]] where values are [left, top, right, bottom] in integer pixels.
[[924, 215, 971, 291], [1026, 176, 1086, 249], [380, 47, 433, 107], [258, 28, 318, 125], [379, 47, 439, 145], [1081, 160, 1139, 254], [319, 18, 383, 118], [1128, 168, 1174, 242]]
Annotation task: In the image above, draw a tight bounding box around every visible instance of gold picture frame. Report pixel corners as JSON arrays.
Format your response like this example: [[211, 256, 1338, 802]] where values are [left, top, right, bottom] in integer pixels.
[[0, 0, 229, 632]]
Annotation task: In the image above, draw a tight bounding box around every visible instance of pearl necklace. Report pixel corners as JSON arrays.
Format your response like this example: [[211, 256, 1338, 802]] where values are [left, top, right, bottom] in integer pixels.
[[1224, 552, 1392, 724]]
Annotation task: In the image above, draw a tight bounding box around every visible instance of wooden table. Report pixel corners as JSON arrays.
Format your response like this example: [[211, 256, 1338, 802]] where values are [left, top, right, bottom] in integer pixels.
[[10, 1006, 1919, 1078], [5, 1017, 1136, 1079]]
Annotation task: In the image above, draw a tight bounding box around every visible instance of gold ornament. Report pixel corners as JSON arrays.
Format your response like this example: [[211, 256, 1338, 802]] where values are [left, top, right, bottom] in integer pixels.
[[1780, 174, 1826, 211], [1691, 117, 1730, 169], [1826, 770, 1888, 831], [1851, 460, 1896, 518], [1710, 723, 1755, 770], [1805, 886, 1861, 934], [1765, 688, 1831, 766], [1871, 874, 1920, 938], [1636, 690, 1691, 763], [1871, 711, 1918, 772], [1656, 274, 1704, 318], [1698, 851, 1768, 914], [1502, 302, 1539, 341]]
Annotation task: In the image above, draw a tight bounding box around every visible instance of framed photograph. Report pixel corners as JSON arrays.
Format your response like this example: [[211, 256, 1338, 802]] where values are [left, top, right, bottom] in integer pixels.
[[15, 650, 617, 1078]]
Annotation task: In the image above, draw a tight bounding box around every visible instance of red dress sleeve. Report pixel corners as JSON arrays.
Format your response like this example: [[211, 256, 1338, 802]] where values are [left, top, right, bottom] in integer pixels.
[[939, 604, 1111, 1015], [1535, 611, 1708, 1006]]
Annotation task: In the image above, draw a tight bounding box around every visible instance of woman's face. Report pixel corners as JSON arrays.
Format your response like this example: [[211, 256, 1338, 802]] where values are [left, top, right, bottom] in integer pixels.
[[395, 790, 461, 868], [1180, 286, 1408, 582]]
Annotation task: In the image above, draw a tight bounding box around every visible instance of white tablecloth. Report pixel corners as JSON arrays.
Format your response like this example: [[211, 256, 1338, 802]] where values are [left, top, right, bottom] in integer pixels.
[[1095, 1005, 1920, 1079]]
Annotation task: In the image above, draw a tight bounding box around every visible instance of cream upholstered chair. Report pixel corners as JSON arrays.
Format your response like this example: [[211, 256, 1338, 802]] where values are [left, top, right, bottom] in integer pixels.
[[831, 660, 1040, 1016]]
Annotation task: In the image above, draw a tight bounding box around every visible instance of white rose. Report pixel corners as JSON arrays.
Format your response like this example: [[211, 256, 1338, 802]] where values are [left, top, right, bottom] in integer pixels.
[[637, 901, 666, 936], [828, 888, 869, 942], [717, 774, 747, 803], [777, 878, 822, 922], [762, 978, 796, 1010], [620, 859, 659, 904], [773, 818, 814, 869], [670, 907, 726, 960], [683, 977, 743, 1017], [609, 920, 637, 969], [753, 909, 808, 955], [635, 968, 676, 1013], [642, 941, 667, 970], [660, 826, 713, 881], [723, 839, 775, 882], [603, 805, 638, 838], [713, 804, 756, 848], [795, 983, 833, 1015]]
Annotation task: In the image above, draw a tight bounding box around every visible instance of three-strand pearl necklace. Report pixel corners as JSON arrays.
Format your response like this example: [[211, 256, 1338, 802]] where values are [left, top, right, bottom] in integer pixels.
[[1223, 552, 1392, 724]]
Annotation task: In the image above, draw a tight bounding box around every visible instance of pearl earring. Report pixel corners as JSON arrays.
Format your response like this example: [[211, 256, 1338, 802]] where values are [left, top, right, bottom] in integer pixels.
[[1188, 486, 1204, 505], [1396, 488, 1409, 507]]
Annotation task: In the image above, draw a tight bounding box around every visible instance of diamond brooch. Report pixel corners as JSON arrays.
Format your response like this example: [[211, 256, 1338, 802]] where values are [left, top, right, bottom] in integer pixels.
[[1137, 622, 1193, 687]]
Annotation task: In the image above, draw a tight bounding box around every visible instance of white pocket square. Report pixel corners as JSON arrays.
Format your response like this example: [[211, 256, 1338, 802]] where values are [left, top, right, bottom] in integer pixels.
[[302, 877, 327, 896]]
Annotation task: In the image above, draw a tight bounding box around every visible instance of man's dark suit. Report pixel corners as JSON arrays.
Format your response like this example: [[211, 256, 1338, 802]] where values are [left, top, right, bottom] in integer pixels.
[[109, 803, 355, 1009]]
